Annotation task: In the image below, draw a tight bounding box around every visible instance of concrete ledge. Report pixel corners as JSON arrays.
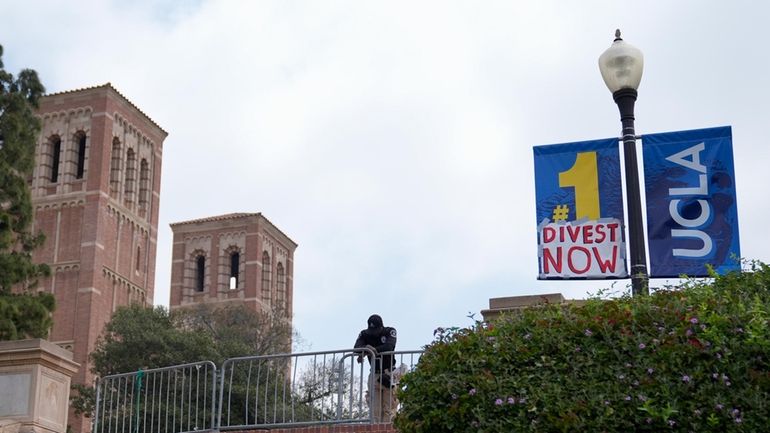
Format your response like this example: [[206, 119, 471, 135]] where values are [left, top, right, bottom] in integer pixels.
[[482, 293, 587, 322], [0, 339, 80, 433], [489, 293, 564, 310]]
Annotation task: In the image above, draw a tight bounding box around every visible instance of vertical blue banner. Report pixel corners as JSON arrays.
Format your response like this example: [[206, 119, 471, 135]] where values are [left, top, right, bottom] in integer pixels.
[[533, 138, 627, 279], [643, 126, 741, 277]]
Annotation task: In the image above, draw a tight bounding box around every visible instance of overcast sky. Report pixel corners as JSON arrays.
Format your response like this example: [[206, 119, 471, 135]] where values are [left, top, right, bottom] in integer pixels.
[[3, 1, 769, 353]]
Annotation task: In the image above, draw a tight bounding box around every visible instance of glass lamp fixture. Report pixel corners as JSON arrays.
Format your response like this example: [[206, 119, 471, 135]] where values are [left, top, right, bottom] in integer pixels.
[[598, 29, 644, 93]]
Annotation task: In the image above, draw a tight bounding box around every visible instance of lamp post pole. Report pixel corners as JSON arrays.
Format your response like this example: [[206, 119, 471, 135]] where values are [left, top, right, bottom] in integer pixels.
[[615, 87, 648, 296], [599, 30, 649, 296]]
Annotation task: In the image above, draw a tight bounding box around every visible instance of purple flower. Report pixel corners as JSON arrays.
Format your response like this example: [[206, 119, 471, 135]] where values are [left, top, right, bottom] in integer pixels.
[[735, 418, 742, 424], [682, 375, 691, 383], [731, 408, 741, 416], [519, 397, 527, 404], [604, 400, 610, 406], [646, 418, 652, 424], [647, 368, 655, 375], [716, 403, 724, 410], [638, 394, 647, 402], [690, 317, 699, 324], [524, 333, 532, 340], [638, 343, 646, 350], [451, 393, 458, 400], [694, 409, 702, 416], [507, 397, 515, 404], [618, 374, 626, 380], [668, 419, 676, 426], [469, 388, 476, 396], [686, 329, 693, 337], [584, 329, 593, 337], [735, 327, 744, 333], [495, 398, 503, 406], [574, 346, 581, 353], [624, 395, 632, 401]]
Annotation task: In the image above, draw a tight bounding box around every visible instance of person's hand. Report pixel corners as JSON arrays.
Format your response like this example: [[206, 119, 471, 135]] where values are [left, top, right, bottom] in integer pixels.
[[356, 345, 375, 363]]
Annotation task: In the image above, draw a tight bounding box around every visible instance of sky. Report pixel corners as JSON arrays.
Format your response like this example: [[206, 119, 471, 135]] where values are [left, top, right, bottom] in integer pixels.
[[2, 0, 769, 354]]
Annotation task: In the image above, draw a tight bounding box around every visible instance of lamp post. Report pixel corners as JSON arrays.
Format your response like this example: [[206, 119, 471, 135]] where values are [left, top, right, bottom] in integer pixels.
[[598, 29, 649, 296]]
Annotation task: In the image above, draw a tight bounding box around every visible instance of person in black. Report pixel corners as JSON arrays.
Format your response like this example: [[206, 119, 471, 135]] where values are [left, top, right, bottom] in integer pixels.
[[354, 314, 397, 422]]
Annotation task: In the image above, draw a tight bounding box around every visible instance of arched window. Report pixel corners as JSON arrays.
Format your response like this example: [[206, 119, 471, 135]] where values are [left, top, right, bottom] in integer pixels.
[[50, 135, 62, 182], [139, 159, 149, 216], [75, 131, 87, 179], [261, 251, 271, 303], [124, 148, 136, 207], [136, 246, 141, 272], [276, 262, 286, 308], [109, 138, 121, 196], [196, 255, 206, 292], [229, 251, 240, 289]]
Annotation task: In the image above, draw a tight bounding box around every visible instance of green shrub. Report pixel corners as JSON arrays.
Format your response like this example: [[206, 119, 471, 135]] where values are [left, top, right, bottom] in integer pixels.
[[395, 261, 770, 432], [0, 291, 55, 340]]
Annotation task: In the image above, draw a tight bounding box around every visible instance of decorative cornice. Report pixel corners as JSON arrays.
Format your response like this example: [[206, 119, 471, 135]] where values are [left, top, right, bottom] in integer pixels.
[[106, 202, 151, 236], [43, 83, 167, 135], [113, 112, 157, 150], [102, 266, 145, 294], [38, 106, 93, 123], [171, 212, 297, 248], [171, 212, 261, 226], [54, 262, 80, 273], [33, 198, 86, 211]]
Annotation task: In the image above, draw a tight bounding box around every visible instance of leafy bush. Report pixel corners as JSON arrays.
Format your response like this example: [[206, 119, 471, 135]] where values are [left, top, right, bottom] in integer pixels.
[[395, 262, 770, 432]]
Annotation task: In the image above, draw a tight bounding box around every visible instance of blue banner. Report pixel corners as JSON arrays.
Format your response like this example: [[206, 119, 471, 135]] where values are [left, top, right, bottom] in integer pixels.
[[642, 126, 741, 277], [533, 138, 627, 279]]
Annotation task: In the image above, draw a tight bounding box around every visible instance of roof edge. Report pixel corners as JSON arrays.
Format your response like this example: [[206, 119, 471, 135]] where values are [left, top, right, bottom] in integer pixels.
[[43, 83, 168, 136], [170, 212, 298, 248]]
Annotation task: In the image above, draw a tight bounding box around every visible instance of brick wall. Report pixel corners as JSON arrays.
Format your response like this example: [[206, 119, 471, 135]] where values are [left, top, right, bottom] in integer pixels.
[[169, 213, 297, 317], [26, 84, 168, 432], [229, 423, 397, 433]]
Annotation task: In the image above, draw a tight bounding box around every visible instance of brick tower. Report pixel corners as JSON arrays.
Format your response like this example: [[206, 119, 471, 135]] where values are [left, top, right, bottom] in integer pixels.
[[29, 83, 166, 399], [169, 213, 296, 317]]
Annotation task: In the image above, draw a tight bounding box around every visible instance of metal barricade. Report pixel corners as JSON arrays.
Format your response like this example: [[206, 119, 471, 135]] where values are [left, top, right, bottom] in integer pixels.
[[92, 349, 424, 432], [217, 349, 374, 430], [93, 361, 218, 433]]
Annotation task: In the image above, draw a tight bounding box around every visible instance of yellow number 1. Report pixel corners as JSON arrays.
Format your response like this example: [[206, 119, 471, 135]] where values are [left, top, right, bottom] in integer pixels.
[[559, 151, 600, 220]]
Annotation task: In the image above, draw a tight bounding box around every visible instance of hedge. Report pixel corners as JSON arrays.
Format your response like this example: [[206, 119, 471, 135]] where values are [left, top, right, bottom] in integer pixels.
[[395, 261, 770, 432]]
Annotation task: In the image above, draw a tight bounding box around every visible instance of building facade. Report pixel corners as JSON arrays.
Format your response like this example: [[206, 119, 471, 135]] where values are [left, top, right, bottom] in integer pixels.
[[28, 83, 167, 390], [169, 213, 296, 316]]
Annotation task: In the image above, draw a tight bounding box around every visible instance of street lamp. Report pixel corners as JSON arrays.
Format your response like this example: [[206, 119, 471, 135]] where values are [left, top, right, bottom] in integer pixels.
[[599, 29, 649, 296]]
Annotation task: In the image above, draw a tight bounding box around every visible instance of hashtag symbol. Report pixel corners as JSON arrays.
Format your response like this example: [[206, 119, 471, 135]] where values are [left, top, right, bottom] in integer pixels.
[[552, 204, 570, 221]]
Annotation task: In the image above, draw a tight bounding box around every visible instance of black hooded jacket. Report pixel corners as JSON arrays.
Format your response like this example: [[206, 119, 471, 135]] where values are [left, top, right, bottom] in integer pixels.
[[354, 314, 397, 373]]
